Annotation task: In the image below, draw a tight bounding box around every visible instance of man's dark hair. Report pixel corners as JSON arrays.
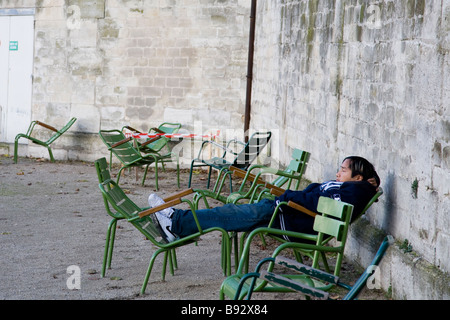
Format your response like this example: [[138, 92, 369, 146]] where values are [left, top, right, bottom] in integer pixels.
[[344, 156, 380, 187]]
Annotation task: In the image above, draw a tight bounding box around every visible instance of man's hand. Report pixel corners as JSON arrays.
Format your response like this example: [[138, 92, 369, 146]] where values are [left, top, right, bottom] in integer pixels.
[[367, 177, 379, 190]]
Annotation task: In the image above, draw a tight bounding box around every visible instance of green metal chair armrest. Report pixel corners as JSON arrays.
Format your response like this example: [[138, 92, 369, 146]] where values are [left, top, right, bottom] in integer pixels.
[[135, 188, 194, 219], [122, 125, 142, 133], [35, 120, 59, 132], [109, 136, 132, 148]]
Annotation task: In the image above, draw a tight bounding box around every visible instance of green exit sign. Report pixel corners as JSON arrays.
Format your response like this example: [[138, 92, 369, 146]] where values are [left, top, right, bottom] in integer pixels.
[[9, 41, 18, 51]]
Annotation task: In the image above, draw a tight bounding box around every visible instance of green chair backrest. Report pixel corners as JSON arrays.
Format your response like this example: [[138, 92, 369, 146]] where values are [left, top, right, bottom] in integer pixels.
[[343, 235, 392, 300], [352, 187, 383, 223], [312, 197, 353, 273], [146, 122, 182, 152], [230, 149, 309, 205], [95, 157, 112, 182], [315, 196, 353, 241], [158, 122, 182, 134], [313, 215, 346, 242], [95, 157, 123, 220], [291, 148, 310, 175], [99, 129, 142, 165], [46, 117, 77, 144], [99, 177, 165, 244], [275, 149, 310, 190], [232, 131, 272, 169]]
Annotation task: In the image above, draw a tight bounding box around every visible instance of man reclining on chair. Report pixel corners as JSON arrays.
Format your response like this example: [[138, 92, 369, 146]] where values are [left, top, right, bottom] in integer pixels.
[[149, 156, 380, 242]]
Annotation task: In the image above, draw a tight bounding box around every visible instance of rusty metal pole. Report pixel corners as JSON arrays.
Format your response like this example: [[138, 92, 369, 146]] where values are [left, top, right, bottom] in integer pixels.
[[244, 0, 257, 142]]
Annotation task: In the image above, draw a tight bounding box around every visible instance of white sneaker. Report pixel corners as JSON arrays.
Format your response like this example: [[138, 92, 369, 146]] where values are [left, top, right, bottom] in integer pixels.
[[154, 212, 177, 242], [148, 193, 174, 218]]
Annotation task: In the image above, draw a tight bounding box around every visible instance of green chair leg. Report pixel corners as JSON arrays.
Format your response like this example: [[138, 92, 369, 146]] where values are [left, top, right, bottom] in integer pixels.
[[47, 146, 55, 162], [171, 249, 178, 270], [102, 219, 119, 277], [107, 220, 119, 270], [141, 248, 166, 295], [14, 137, 19, 163]]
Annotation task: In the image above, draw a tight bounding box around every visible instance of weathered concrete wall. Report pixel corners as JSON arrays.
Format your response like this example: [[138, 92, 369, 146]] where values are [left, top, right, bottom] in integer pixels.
[[250, 0, 449, 299], [2, 0, 251, 161]]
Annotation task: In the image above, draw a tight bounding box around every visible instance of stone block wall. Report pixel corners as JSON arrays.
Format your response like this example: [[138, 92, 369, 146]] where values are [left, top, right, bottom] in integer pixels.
[[2, 0, 251, 162], [250, 0, 449, 299]]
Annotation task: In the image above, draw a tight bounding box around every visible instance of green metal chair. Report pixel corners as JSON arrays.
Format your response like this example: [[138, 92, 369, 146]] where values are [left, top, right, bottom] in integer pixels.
[[188, 131, 272, 191], [192, 149, 310, 209], [95, 157, 231, 294], [122, 123, 182, 179], [14, 117, 77, 163], [123, 122, 182, 157], [219, 196, 354, 300], [229, 235, 393, 300], [98, 129, 180, 190], [95, 157, 125, 277]]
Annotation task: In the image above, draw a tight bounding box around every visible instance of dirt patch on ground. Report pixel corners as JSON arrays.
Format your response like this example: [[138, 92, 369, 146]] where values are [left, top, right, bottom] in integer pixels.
[[0, 155, 389, 300]]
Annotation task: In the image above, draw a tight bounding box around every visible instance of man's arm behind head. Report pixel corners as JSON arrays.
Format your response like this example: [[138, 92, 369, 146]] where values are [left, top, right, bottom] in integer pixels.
[[367, 171, 380, 190]]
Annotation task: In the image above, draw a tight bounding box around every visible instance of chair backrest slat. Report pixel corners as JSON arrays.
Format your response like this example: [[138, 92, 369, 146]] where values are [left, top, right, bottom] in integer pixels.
[[313, 215, 345, 240], [316, 196, 351, 220], [95, 157, 112, 182], [233, 131, 272, 169], [95, 157, 163, 241], [145, 122, 181, 152], [158, 122, 182, 134], [351, 187, 383, 223], [99, 179, 164, 242], [314, 196, 353, 242], [286, 159, 302, 172], [46, 117, 77, 144], [99, 130, 142, 165]]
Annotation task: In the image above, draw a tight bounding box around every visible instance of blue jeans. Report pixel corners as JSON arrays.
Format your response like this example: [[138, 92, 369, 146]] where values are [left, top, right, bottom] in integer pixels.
[[171, 199, 279, 238]]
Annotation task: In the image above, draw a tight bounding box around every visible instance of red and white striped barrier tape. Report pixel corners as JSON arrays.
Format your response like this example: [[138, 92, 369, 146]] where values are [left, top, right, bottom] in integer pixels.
[[124, 130, 220, 140]]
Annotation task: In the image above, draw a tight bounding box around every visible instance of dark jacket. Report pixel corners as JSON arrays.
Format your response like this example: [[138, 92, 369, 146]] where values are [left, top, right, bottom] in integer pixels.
[[274, 180, 377, 240]]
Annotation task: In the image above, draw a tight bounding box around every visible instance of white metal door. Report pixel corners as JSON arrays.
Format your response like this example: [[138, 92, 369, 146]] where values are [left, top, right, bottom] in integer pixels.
[[0, 15, 34, 143], [0, 17, 10, 142]]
